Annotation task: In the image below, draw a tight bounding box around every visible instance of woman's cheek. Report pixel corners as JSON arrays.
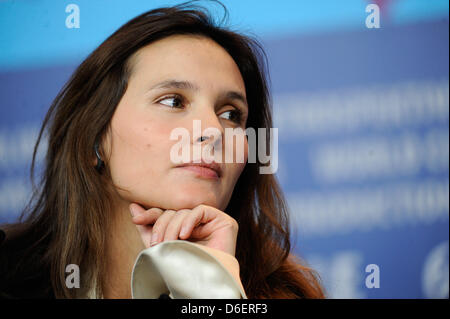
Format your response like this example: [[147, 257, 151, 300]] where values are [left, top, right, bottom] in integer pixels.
[[235, 136, 248, 175], [223, 135, 248, 199], [107, 121, 158, 189]]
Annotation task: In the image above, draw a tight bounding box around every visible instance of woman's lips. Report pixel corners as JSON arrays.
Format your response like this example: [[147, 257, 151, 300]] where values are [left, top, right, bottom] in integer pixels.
[[177, 165, 220, 179]]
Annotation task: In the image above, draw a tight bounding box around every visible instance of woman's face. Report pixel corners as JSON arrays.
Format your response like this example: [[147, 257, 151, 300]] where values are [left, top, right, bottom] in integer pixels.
[[104, 35, 249, 212]]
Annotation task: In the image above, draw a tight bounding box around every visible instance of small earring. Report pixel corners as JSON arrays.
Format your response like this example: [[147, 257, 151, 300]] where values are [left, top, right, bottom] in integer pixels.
[[94, 140, 104, 173]]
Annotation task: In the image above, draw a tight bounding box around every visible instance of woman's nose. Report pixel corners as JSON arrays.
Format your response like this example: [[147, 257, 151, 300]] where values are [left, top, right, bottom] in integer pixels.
[[191, 108, 224, 148]]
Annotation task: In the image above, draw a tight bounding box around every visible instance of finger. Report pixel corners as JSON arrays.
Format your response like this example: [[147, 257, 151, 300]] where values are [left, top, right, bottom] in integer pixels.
[[130, 203, 163, 225], [151, 210, 177, 246], [163, 209, 192, 241], [130, 203, 163, 248], [179, 205, 217, 239]]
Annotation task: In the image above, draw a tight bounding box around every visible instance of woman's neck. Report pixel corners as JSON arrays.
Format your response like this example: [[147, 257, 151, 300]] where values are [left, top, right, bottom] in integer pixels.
[[103, 200, 146, 299]]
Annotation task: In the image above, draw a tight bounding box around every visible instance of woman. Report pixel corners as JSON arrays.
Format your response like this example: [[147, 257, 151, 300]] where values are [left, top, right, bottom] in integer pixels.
[[0, 1, 325, 299]]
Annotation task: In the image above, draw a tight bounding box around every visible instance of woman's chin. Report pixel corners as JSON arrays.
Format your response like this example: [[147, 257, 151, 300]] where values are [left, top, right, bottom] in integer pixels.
[[127, 183, 222, 211], [162, 188, 219, 210]]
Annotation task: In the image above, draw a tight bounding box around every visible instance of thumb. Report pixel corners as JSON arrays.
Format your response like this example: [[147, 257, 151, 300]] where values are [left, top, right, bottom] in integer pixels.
[[129, 202, 153, 248], [129, 202, 147, 218], [130, 203, 164, 226]]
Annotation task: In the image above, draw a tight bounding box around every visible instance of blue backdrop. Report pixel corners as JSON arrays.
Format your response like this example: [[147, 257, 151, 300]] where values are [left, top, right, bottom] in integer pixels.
[[0, 0, 448, 298]]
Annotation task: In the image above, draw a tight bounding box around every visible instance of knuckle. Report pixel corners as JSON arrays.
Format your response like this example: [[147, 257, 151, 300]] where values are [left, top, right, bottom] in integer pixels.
[[147, 208, 163, 216], [159, 210, 175, 220], [153, 213, 171, 228], [175, 209, 190, 216]]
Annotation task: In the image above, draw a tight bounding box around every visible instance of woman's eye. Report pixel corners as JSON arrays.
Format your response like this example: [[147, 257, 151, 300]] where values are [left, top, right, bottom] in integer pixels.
[[220, 109, 242, 124], [157, 95, 184, 108]]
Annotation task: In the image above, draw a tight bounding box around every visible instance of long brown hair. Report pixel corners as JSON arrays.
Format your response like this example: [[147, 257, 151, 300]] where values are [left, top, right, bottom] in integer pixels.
[[0, 0, 325, 299]]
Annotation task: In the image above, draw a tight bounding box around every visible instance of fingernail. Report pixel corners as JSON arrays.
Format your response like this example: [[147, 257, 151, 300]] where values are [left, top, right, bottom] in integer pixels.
[[150, 233, 159, 246], [180, 226, 188, 238], [130, 205, 137, 217]]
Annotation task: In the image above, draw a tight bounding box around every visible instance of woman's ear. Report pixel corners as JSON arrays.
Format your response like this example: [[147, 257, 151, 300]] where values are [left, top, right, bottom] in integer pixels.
[[102, 127, 113, 160], [93, 128, 112, 168], [94, 140, 105, 172]]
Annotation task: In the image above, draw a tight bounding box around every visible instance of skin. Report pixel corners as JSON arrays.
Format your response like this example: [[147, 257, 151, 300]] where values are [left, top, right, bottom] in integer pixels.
[[99, 35, 249, 298]]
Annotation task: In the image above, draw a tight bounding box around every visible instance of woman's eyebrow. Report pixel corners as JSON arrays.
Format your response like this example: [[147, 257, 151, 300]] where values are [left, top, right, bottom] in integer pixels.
[[149, 79, 248, 108], [150, 79, 199, 91], [219, 91, 248, 110]]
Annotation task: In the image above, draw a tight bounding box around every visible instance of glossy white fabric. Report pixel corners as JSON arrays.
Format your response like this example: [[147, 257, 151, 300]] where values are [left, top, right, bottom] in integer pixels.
[[131, 240, 247, 299]]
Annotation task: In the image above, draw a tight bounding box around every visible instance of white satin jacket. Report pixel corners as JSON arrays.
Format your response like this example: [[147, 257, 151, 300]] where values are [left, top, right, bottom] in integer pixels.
[[85, 240, 247, 299]]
